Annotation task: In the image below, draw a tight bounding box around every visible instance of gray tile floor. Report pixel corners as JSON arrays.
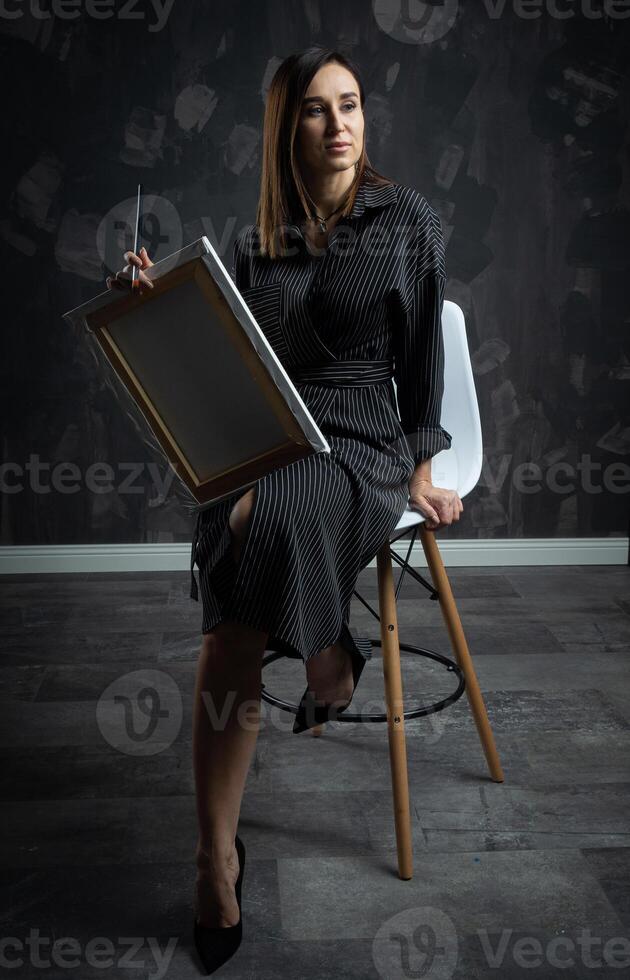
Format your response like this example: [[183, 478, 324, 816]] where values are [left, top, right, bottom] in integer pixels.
[[1, 563, 629, 979]]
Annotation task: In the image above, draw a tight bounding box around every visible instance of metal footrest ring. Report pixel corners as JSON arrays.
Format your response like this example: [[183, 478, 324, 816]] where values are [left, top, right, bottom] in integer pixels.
[[260, 639, 466, 724]]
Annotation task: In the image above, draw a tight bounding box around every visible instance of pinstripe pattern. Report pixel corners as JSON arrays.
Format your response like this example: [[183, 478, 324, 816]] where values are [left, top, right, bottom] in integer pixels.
[[189, 175, 452, 664]]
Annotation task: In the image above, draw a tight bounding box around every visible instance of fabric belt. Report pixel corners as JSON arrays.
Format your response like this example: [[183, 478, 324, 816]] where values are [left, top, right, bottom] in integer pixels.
[[289, 358, 394, 387]]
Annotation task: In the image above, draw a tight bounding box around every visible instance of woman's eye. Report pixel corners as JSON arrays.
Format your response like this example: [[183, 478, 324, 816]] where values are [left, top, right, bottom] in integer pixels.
[[307, 103, 356, 115]]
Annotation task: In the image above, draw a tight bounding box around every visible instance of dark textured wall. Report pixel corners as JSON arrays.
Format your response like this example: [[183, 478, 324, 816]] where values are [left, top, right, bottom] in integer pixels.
[[2, 1, 629, 547]]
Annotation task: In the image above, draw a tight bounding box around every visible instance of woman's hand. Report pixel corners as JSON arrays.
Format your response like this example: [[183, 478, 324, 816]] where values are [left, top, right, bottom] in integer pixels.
[[408, 477, 463, 531], [106, 246, 154, 294]]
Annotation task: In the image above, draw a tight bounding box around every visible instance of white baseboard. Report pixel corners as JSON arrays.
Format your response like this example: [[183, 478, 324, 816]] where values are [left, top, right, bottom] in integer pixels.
[[0, 537, 626, 574]]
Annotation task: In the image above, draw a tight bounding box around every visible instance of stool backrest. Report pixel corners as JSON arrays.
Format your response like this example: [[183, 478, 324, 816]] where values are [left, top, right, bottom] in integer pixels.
[[439, 300, 483, 498], [392, 300, 483, 500]]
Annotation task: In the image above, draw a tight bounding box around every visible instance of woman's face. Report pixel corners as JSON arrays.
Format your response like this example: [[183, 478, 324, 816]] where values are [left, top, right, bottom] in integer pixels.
[[296, 63, 364, 178]]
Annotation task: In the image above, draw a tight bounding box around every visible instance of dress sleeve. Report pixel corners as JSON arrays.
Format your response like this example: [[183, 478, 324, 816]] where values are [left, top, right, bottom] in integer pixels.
[[392, 201, 452, 465]]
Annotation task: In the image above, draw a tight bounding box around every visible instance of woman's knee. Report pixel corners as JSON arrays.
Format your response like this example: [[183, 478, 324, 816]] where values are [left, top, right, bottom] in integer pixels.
[[228, 487, 256, 564], [201, 621, 268, 659]]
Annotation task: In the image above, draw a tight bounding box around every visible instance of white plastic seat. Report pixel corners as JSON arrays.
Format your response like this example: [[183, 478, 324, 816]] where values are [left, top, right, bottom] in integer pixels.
[[393, 299, 484, 532]]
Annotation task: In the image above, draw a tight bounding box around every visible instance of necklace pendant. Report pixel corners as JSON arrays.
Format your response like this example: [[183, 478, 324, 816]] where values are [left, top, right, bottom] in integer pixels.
[[318, 219, 327, 233]]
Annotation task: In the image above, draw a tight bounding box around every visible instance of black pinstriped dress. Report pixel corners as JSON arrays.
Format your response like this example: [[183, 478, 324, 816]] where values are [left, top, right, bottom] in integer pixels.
[[189, 175, 452, 664]]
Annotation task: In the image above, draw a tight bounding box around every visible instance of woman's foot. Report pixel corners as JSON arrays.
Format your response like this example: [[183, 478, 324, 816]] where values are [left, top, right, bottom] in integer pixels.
[[305, 640, 354, 707], [195, 839, 241, 928]]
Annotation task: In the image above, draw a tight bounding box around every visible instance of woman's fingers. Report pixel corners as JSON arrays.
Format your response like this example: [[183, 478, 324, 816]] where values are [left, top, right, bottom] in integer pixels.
[[422, 497, 440, 524], [124, 250, 143, 268], [419, 496, 440, 529], [124, 247, 154, 269], [106, 247, 154, 291], [413, 489, 464, 531], [424, 491, 463, 530], [106, 263, 153, 292], [447, 493, 461, 524], [451, 495, 464, 523], [106, 273, 127, 291]]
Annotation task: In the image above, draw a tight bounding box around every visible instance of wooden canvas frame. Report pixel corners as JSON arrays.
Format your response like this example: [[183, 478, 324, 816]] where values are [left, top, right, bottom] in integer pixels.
[[63, 238, 330, 511]]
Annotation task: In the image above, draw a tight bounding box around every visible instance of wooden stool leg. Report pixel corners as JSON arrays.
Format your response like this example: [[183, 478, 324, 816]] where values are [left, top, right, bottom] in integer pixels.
[[376, 541, 413, 880], [419, 525, 504, 783]]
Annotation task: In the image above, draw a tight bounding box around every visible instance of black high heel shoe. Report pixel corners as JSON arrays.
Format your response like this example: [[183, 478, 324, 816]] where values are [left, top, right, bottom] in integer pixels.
[[193, 834, 246, 975], [292, 641, 370, 734]]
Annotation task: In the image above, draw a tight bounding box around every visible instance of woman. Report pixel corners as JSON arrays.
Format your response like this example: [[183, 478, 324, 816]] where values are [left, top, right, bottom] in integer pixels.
[[109, 45, 462, 976]]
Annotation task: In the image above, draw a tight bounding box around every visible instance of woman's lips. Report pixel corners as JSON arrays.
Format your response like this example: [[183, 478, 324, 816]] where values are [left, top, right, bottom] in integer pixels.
[[326, 143, 351, 153]]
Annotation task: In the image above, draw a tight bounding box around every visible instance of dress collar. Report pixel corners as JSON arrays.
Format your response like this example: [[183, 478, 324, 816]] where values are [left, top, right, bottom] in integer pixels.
[[285, 174, 398, 229], [347, 176, 398, 219]]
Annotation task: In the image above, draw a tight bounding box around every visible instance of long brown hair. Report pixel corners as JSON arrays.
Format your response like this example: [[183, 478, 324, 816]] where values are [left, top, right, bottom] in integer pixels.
[[256, 46, 393, 259]]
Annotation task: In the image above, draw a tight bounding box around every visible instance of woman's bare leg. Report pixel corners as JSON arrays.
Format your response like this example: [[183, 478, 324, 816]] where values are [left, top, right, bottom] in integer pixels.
[[193, 486, 267, 927], [193, 621, 267, 927]]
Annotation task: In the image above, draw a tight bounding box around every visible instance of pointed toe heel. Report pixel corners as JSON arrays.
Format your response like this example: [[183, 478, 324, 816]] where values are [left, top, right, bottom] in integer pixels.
[[292, 644, 370, 734], [193, 834, 246, 975]]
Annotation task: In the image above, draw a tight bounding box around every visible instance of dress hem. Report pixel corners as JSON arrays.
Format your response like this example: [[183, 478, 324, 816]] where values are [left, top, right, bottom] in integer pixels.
[[199, 609, 373, 666]]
